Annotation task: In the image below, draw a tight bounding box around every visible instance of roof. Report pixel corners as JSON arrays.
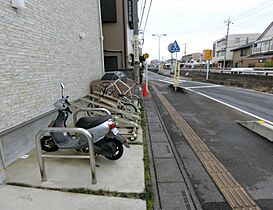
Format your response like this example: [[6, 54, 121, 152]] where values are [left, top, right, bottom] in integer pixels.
[[256, 21, 273, 42], [230, 42, 254, 51]]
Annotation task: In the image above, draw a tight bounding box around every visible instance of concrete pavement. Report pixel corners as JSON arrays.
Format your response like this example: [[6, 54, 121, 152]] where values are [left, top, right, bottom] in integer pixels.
[[0, 129, 146, 210], [144, 94, 200, 210]]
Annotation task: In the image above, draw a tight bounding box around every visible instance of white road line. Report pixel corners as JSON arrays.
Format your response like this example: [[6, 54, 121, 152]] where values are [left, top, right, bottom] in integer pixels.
[[186, 85, 222, 89], [184, 87, 273, 125], [150, 75, 273, 125]]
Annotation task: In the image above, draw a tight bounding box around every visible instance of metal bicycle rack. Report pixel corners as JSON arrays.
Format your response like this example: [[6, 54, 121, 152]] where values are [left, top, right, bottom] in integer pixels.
[[71, 95, 140, 141], [81, 95, 140, 121], [35, 127, 97, 185]]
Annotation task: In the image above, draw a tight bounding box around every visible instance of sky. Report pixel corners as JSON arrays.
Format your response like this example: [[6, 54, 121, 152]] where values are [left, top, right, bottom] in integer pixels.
[[139, 0, 273, 61]]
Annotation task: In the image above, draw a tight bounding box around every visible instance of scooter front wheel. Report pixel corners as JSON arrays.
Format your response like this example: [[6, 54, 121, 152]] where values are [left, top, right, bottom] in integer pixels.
[[40, 136, 59, 152], [104, 140, 124, 160]]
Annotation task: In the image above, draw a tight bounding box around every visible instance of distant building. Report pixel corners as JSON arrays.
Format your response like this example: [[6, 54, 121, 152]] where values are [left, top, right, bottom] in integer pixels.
[[243, 21, 273, 67], [212, 34, 260, 68], [231, 42, 254, 67], [181, 53, 205, 68]]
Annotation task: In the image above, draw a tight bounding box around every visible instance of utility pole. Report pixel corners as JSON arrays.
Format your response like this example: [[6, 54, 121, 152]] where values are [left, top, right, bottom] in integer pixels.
[[223, 17, 232, 70], [133, 0, 140, 84], [152, 34, 167, 73], [184, 43, 187, 55]]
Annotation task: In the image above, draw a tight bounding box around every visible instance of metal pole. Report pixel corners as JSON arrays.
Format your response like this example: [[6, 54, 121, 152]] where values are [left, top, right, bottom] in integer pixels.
[[145, 61, 149, 91], [206, 60, 210, 80], [35, 127, 97, 185], [35, 131, 47, 182], [133, 0, 140, 84], [223, 17, 232, 70]]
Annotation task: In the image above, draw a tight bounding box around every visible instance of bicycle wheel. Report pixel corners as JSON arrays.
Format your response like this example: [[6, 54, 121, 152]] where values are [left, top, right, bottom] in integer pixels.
[[121, 103, 138, 115], [87, 103, 100, 116], [99, 82, 113, 95], [128, 94, 140, 107]]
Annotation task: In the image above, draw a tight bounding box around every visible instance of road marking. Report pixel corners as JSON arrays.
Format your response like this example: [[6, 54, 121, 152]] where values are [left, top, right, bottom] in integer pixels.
[[184, 88, 273, 125], [186, 85, 222, 89], [151, 83, 261, 210], [151, 76, 273, 125]]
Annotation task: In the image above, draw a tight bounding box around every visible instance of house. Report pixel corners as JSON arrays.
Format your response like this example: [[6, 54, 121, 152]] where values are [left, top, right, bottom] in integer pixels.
[[0, 1, 104, 181], [212, 34, 260, 68], [243, 21, 273, 67], [230, 42, 255, 67], [181, 53, 205, 68], [100, 0, 137, 71]]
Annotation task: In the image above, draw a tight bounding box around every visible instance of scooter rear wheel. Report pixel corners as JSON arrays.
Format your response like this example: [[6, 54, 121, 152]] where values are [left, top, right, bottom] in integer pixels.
[[40, 136, 59, 152], [105, 140, 124, 160]]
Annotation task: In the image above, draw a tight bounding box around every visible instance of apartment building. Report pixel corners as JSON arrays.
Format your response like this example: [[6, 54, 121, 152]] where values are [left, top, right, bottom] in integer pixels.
[[212, 33, 260, 68], [0, 0, 104, 180], [101, 0, 136, 71]]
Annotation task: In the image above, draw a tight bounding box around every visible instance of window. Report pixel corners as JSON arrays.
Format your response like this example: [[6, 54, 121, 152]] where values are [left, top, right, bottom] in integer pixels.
[[100, 0, 117, 23], [235, 37, 240, 43], [240, 48, 249, 56], [270, 40, 273, 51], [253, 42, 261, 53], [104, 56, 118, 71]]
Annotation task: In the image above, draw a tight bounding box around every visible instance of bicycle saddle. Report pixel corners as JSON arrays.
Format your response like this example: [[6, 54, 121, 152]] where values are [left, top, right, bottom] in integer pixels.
[[75, 115, 112, 129], [118, 93, 125, 97]]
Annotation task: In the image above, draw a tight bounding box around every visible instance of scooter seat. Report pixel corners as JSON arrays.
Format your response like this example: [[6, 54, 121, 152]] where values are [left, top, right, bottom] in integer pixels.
[[75, 115, 112, 129]]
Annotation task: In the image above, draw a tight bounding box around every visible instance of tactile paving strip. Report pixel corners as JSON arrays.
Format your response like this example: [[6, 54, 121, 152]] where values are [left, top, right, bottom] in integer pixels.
[[151, 84, 261, 210]]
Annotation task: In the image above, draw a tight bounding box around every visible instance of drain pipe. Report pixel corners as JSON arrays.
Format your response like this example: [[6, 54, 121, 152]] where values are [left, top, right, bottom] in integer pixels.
[[97, 0, 105, 74], [0, 137, 6, 171]]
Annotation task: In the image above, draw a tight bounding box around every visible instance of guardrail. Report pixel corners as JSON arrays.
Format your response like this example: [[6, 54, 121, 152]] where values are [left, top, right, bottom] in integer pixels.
[[180, 68, 273, 76], [35, 127, 97, 185]]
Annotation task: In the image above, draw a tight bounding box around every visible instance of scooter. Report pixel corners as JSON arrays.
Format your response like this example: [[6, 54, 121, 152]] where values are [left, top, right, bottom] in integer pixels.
[[40, 83, 130, 160]]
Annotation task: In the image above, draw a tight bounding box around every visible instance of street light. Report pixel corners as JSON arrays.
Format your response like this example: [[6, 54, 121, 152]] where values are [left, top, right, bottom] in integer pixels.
[[152, 34, 167, 72]]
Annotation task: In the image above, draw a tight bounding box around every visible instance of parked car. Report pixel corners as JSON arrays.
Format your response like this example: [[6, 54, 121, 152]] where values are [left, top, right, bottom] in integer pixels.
[[230, 68, 256, 75]]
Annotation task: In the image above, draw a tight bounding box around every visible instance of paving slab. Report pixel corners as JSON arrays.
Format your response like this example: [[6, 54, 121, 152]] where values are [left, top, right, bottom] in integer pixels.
[[158, 182, 191, 210], [148, 122, 163, 131], [5, 145, 144, 193], [149, 131, 168, 142], [0, 185, 146, 210], [151, 142, 173, 158], [154, 158, 184, 183]]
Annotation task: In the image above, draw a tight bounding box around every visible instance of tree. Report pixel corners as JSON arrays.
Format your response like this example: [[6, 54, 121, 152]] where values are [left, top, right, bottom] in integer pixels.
[[264, 60, 273, 67]]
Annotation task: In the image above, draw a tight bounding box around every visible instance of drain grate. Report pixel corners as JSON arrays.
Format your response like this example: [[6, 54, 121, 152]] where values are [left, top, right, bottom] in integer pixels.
[[151, 84, 261, 210]]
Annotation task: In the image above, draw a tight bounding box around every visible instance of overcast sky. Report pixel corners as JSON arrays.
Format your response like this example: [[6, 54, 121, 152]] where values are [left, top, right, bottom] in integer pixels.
[[139, 0, 273, 61]]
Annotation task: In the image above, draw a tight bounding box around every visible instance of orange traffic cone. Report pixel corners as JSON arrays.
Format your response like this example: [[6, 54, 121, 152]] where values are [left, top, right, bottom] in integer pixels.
[[143, 83, 148, 97]]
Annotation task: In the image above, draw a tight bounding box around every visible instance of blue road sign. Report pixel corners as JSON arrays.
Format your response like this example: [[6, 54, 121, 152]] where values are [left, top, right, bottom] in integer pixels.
[[171, 40, 180, 52]]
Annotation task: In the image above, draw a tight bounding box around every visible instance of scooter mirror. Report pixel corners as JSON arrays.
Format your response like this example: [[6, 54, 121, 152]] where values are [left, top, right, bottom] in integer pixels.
[[60, 83, 65, 89], [60, 83, 65, 97]]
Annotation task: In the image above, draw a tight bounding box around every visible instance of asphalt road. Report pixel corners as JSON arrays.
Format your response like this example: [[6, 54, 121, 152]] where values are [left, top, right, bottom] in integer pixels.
[[148, 72, 273, 210], [148, 71, 273, 123]]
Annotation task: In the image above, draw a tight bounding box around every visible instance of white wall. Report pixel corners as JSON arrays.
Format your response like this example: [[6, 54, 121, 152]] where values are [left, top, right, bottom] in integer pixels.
[[0, 0, 104, 133]]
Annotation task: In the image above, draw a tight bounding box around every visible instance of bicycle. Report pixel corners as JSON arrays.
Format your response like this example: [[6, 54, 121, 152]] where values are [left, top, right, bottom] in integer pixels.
[[99, 78, 140, 107]]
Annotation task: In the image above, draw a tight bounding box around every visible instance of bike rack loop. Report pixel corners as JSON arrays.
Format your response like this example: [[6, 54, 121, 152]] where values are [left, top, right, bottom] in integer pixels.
[[35, 127, 97, 185], [73, 108, 111, 125]]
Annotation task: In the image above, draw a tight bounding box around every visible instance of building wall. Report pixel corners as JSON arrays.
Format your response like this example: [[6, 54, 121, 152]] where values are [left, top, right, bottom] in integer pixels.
[[232, 47, 252, 67], [213, 34, 260, 66], [102, 0, 126, 68], [0, 0, 104, 177], [0, 0, 103, 133]]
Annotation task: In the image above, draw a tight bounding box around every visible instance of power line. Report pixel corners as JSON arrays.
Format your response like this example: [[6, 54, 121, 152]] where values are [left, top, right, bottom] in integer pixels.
[[139, 0, 148, 29], [232, 0, 273, 20], [143, 0, 153, 33]]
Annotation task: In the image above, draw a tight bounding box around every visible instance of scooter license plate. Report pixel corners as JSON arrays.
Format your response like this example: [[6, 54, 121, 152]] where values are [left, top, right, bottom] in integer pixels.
[[112, 128, 119, 135]]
